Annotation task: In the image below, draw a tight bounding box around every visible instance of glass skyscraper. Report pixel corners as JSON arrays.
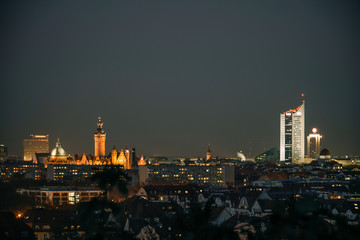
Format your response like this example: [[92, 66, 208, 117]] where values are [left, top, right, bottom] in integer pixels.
[[280, 101, 305, 164]]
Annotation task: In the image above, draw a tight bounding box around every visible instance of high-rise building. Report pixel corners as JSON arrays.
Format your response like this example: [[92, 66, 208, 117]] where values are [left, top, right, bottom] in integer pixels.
[[23, 135, 49, 161], [307, 128, 322, 159], [280, 101, 305, 164], [94, 117, 106, 158]]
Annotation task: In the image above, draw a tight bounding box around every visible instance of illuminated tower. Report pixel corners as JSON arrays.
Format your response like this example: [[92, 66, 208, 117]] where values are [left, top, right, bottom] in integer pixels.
[[131, 148, 138, 169], [307, 128, 322, 159], [94, 117, 106, 158], [206, 144, 212, 161], [125, 145, 131, 169], [280, 99, 305, 164], [111, 146, 117, 164]]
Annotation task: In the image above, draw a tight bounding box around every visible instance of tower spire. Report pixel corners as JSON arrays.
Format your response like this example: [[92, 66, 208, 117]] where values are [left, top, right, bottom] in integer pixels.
[[206, 143, 212, 161]]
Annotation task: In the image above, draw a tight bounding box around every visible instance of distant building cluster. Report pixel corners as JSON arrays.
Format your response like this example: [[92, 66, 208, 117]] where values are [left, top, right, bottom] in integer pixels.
[[0, 97, 360, 240]]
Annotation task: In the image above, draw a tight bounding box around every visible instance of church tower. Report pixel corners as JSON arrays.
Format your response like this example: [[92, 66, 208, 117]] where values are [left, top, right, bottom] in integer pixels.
[[124, 146, 131, 169], [94, 117, 106, 158], [206, 144, 212, 160], [111, 146, 117, 164]]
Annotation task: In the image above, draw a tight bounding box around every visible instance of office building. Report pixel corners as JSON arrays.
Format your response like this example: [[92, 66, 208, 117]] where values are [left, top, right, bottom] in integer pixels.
[[17, 186, 103, 206], [139, 164, 235, 187], [280, 101, 305, 164], [0, 162, 45, 182], [46, 164, 107, 182], [23, 135, 49, 161], [307, 128, 322, 159]]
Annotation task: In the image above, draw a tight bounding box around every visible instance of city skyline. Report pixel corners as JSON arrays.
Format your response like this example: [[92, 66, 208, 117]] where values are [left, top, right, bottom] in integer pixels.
[[4, 95, 359, 159], [1, 1, 359, 157]]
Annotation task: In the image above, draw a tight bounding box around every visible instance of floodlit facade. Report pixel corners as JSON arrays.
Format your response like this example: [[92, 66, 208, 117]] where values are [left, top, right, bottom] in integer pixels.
[[307, 128, 322, 159], [280, 101, 305, 164], [23, 135, 49, 161], [94, 117, 106, 158]]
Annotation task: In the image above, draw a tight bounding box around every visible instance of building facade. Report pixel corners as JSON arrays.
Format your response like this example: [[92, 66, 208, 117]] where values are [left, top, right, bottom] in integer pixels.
[[139, 164, 235, 187], [23, 135, 49, 161], [307, 128, 322, 159], [0, 162, 45, 182], [17, 186, 103, 206], [46, 164, 108, 182], [280, 101, 305, 164]]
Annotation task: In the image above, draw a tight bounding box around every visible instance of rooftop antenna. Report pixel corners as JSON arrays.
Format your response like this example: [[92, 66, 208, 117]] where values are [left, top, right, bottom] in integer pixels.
[[301, 93, 305, 103]]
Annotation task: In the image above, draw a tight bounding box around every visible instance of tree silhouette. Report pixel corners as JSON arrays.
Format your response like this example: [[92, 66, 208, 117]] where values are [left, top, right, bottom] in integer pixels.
[[265, 196, 360, 240], [91, 166, 131, 197], [81, 166, 131, 239], [173, 197, 238, 240]]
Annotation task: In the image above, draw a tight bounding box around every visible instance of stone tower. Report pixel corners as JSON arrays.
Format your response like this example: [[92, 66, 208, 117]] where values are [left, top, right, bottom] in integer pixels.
[[94, 117, 106, 158], [111, 146, 117, 164], [124, 145, 131, 169], [206, 144, 212, 160]]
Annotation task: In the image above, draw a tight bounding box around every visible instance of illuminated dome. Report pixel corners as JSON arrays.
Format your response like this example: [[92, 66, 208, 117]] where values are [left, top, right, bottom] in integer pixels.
[[51, 139, 67, 157], [319, 148, 330, 160], [237, 151, 246, 161], [320, 148, 330, 156]]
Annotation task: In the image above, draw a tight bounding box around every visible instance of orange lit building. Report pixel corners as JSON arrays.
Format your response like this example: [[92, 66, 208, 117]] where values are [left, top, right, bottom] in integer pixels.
[[94, 117, 106, 159], [138, 155, 146, 166], [23, 134, 49, 161], [47, 139, 68, 165]]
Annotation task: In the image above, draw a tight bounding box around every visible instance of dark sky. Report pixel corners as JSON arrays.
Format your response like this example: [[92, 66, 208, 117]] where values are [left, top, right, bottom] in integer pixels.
[[1, 1, 359, 158]]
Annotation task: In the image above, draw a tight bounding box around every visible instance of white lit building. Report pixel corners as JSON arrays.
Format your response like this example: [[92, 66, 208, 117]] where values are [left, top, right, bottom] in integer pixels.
[[307, 128, 322, 159], [280, 101, 305, 164]]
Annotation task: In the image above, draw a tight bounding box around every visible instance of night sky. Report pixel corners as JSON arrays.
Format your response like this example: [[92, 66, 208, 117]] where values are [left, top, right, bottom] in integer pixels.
[[1, 1, 359, 158]]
